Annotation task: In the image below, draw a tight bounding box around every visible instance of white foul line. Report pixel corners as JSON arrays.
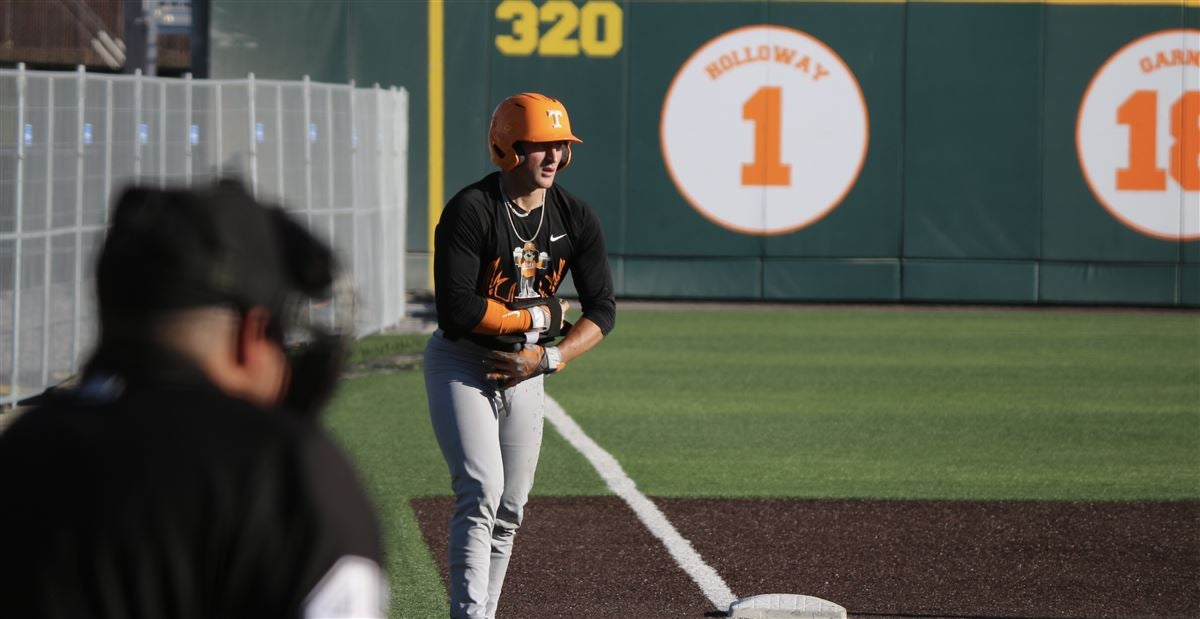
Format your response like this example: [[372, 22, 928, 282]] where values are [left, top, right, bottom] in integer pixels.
[[544, 396, 737, 611]]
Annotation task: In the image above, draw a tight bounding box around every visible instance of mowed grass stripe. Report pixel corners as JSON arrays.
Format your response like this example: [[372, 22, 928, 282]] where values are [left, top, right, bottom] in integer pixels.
[[549, 308, 1200, 500]]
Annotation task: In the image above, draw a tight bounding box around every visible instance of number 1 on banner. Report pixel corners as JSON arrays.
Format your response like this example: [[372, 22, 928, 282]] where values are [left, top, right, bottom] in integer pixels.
[[1116, 90, 1165, 190], [742, 86, 791, 186]]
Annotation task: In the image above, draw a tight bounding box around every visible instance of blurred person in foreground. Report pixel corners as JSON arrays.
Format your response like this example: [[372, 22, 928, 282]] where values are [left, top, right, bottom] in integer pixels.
[[0, 181, 387, 618]]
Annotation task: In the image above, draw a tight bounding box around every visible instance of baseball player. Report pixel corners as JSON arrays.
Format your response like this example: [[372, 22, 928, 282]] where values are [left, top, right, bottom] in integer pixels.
[[0, 182, 386, 618], [425, 92, 616, 618]]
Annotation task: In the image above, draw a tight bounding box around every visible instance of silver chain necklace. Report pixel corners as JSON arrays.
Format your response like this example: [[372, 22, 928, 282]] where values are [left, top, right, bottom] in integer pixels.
[[500, 179, 545, 245]]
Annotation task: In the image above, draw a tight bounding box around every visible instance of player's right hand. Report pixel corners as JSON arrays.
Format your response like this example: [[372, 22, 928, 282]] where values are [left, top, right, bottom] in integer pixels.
[[486, 344, 546, 389]]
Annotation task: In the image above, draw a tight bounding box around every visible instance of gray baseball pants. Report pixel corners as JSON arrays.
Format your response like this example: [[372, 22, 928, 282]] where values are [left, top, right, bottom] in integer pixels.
[[424, 331, 545, 619]]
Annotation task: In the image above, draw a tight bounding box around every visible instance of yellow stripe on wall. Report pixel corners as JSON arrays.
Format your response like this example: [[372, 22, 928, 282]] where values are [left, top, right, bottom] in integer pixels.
[[670, 0, 1199, 6], [1047, 0, 1200, 5], [913, 0, 1200, 5], [428, 0, 445, 289]]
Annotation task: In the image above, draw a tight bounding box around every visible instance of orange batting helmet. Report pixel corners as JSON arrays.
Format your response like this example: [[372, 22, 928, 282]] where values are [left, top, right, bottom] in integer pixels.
[[488, 93, 583, 172]]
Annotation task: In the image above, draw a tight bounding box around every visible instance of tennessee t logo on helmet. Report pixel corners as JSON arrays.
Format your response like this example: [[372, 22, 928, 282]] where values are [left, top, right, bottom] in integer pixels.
[[489, 92, 583, 172]]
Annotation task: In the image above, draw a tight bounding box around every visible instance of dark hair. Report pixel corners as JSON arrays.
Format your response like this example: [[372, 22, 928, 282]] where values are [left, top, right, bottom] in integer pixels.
[[90, 181, 337, 375]]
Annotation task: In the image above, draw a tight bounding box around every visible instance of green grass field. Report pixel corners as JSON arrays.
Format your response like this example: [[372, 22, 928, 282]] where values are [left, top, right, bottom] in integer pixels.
[[327, 306, 1200, 618]]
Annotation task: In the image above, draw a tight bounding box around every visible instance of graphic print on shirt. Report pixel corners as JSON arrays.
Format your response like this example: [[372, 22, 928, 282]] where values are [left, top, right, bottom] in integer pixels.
[[513, 242, 549, 299], [542, 258, 568, 295], [482, 251, 567, 302], [479, 195, 575, 303], [484, 257, 514, 302]]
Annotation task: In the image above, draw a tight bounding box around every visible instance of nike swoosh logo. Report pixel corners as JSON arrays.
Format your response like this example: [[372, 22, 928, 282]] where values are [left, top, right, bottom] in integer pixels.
[[551, 234, 568, 242]]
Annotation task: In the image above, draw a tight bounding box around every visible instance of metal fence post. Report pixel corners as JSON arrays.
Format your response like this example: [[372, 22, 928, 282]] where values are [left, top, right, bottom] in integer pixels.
[[275, 82, 284, 204], [158, 78, 166, 187], [300, 76, 314, 328], [325, 84, 337, 330], [10, 64, 27, 402], [184, 73, 192, 186], [248, 72, 258, 197], [347, 80, 360, 330], [386, 85, 398, 327], [133, 68, 143, 182], [41, 74, 55, 386], [326, 84, 335, 235], [303, 75, 312, 224], [372, 83, 384, 325], [103, 77, 113, 220], [392, 86, 407, 326], [72, 65, 86, 371], [215, 82, 223, 176]]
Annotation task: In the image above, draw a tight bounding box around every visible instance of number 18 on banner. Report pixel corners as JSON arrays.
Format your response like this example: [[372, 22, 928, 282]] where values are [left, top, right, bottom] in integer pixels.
[[1077, 29, 1200, 241], [661, 25, 869, 236]]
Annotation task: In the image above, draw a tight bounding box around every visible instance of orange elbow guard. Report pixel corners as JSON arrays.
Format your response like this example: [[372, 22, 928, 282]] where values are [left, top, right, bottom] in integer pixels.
[[472, 299, 533, 335]]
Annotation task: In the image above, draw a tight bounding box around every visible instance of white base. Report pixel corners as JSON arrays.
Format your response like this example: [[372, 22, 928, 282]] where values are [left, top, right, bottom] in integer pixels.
[[727, 593, 847, 619]]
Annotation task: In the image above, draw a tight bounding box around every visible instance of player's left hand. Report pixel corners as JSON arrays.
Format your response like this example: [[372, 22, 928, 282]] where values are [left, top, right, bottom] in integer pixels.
[[486, 344, 546, 389]]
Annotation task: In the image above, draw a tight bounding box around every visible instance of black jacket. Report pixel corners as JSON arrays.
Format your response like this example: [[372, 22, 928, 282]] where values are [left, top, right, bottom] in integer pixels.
[[0, 357, 384, 619]]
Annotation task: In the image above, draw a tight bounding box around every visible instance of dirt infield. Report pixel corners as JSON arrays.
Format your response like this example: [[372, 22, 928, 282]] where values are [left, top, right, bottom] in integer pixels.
[[413, 496, 1199, 618]]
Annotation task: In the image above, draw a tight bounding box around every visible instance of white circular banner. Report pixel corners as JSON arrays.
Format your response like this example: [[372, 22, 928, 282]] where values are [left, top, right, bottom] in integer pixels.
[[1077, 29, 1200, 241], [660, 25, 868, 236]]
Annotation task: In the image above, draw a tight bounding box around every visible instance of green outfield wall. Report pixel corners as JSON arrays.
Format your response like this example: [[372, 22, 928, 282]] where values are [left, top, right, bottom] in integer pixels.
[[211, 1, 1200, 306]]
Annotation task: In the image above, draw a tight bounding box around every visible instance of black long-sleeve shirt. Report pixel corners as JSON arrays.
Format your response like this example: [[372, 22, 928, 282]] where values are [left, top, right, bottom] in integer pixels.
[[434, 172, 616, 341], [0, 360, 385, 619]]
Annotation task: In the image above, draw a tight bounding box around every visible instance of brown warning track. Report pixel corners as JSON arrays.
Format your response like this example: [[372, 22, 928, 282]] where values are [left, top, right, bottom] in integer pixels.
[[413, 496, 1199, 619]]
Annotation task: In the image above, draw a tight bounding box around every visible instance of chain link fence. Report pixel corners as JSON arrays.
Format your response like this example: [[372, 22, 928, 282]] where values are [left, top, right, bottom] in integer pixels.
[[0, 65, 408, 406]]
